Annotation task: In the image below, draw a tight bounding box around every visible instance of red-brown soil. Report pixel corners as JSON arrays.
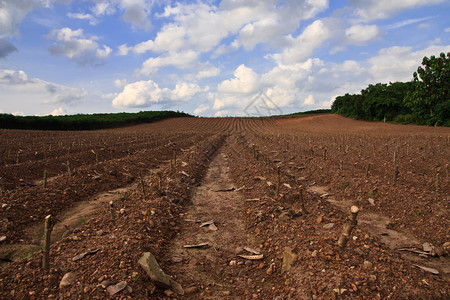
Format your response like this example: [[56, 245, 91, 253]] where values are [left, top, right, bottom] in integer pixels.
[[0, 114, 448, 299]]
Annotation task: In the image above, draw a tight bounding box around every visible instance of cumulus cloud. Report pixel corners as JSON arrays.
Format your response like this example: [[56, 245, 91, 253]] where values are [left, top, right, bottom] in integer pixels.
[[195, 66, 221, 80], [0, 69, 87, 105], [47, 27, 112, 66], [121, 2, 151, 29], [125, 0, 329, 74], [0, 39, 18, 58], [50, 107, 67, 116], [367, 44, 450, 83], [114, 78, 128, 89], [112, 80, 203, 108], [92, 1, 115, 16], [345, 24, 381, 44], [270, 20, 333, 65], [193, 103, 210, 115], [217, 64, 261, 95], [139, 50, 199, 75], [303, 94, 315, 106], [0, 0, 40, 37]]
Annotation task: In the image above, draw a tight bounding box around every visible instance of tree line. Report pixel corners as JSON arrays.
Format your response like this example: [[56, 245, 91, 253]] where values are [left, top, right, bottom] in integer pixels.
[[0, 111, 192, 131], [331, 52, 449, 126]]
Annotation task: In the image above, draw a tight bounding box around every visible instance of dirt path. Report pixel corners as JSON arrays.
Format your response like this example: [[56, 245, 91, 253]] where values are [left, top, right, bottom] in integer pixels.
[[167, 140, 269, 298], [308, 185, 450, 278]]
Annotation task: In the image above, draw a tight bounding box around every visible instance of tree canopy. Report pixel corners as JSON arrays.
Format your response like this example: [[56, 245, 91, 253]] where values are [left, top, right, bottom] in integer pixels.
[[332, 52, 449, 126], [0, 111, 192, 130]]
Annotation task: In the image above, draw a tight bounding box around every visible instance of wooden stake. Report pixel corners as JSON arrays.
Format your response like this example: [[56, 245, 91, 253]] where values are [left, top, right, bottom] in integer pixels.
[[298, 186, 308, 215], [435, 167, 440, 193], [42, 215, 55, 270], [337, 206, 359, 248], [394, 165, 399, 182], [157, 172, 162, 189], [67, 160, 71, 176], [366, 163, 371, 178], [109, 201, 116, 226], [43, 170, 48, 188], [275, 166, 281, 197], [139, 171, 146, 200], [323, 148, 327, 160]]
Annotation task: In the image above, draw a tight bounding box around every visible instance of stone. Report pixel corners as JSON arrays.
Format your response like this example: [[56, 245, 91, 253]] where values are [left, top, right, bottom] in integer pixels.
[[170, 279, 184, 295], [185, 286, 197, 294], [281, 247, 297, 273], [138, 252, 171, 289], [279, 211, 291, 221], [100, 280, 113, 289], [266, 263, 275, 275], [316, 214, 323, 224], [106, 281, 127, 296], [59, 272, 76, 288], [363, 260, 373, 269], [368, 198, 375, 206], [422, 242, 432, 252], [139, 252, 184, 294], [323, 223, 335, 229]]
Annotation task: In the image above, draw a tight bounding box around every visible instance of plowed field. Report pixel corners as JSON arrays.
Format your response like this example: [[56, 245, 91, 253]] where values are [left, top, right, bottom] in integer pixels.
[[0, 114, 448, 299]]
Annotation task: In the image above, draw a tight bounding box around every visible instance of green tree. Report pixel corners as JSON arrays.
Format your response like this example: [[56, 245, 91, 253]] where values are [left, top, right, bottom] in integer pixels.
[[405, 52, 450, 125]]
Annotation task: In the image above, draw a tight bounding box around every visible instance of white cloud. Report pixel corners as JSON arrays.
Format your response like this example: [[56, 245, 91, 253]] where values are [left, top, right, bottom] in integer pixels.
[[171, 82, 203, 101], [195, 67, 221, 80], [270, 20, 333, 65], [385, 16, 435, 30], [345, 24, 381, 44], [367, 44, 450, 83], [0, 0, 43, 37], [117, 44, 130, 56], [126, 0, 329, 75], [194, 103, 210, 115], [350, 0, 444, 22], [121, 1, 151, 29], [47, 27, 112, 66], [0, 69, 87, 105], [112, 80, 203, 108], [139, 50, 199, 75], [445, 28, 450, 33], [50, 107, 67, 116], [217, 64, 261, 95], [67, 12, 98, 25], [114, 78, 128, 89], [303, 94, 315, 106], [92, 1, 115, 16]]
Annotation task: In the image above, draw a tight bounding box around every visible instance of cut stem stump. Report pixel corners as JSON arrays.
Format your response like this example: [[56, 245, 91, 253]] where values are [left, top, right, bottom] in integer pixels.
[[337, 206, 359, 248], [42, 215, 55, 270]]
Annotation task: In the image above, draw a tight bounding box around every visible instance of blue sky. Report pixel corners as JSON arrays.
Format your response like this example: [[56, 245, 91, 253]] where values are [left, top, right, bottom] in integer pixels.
[[0, 0, 449, 117]]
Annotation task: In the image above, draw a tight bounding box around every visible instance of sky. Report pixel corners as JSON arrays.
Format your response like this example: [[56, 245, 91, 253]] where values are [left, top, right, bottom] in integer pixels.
[[0, 0, 449, 117]]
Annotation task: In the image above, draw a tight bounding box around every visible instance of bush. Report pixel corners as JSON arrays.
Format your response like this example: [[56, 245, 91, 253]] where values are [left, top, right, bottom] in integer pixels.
[[393, 114, 416, 124]]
